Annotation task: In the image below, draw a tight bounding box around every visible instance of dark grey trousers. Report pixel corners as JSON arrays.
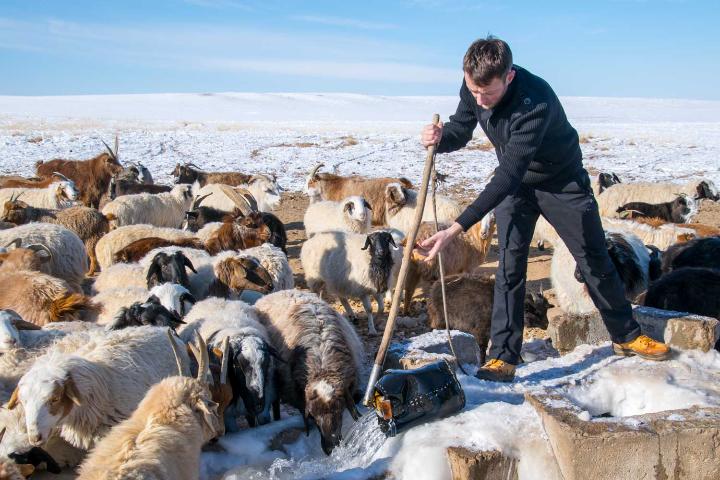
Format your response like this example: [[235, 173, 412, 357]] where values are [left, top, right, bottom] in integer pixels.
[[488, 172, 641, 365]]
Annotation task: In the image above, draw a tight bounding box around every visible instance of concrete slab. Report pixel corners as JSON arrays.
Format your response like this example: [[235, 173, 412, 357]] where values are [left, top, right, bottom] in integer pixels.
[[446, 447, 519, 480], [385, 330, 481, 371]]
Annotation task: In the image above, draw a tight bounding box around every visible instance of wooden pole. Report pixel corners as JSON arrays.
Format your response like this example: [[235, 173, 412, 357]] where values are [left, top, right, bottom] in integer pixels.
[[362, 113, 440, 407]]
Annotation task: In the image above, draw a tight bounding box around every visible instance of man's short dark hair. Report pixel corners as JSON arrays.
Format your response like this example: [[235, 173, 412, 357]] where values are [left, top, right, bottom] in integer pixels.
[[463, 36, 513, 86]]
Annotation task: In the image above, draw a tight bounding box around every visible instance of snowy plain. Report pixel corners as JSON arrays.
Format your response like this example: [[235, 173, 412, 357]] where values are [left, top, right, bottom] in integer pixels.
[[2, 93, 720, 479]]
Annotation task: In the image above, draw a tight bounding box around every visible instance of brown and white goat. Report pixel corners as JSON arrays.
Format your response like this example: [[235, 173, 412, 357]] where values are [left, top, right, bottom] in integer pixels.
[[208, 256, 275, 299], [254, 290, 363, 455], [1, 199, 110, 275], [0, 246, 98, 326], [0, 172, 72, 189], [35, 139, 124, 208], [404, 213, 496, 315], [75, 331, 222, 480], [305, 163, 413, 225]]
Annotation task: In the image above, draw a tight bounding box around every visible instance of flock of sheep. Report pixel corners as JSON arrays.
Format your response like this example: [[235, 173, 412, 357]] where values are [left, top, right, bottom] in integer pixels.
[[0, 137, 719, 479]]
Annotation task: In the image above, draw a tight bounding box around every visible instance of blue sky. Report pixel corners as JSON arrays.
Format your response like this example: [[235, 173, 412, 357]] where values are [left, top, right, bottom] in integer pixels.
[[1, 0, 718, 99]]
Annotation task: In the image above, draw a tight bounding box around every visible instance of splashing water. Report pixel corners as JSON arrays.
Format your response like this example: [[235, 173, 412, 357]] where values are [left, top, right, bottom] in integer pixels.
[[233, 412, 387, 480]]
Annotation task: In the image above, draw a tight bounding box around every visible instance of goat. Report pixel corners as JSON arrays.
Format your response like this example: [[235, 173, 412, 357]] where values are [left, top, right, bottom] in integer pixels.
[[0, 172, 72, 189], [76, 331, 221, 480], [597, 179, 719, 217], [146, 250, 197, 290], [204, 213, 272, 255], [617, 195, 695, 223], [0, 224, 88, 291], [661, 236, 720, 274], [180, 298, 278, 429], [6, 326, 191, 450], [237, 243, 293, 291], [0, 180, 78, 210], [551, 230, 650, 315], [254, 290, 364, 455], [301, 230, 402, 335], [93, 284, 195, 325], [593, 172, 621, 196], [106, 297, 185, 331], [102, 184, 194, 229], [208, 256, 275, 300], [171, 162, 251, 187], [260, 211, 287, 254], [35, 139, 124, 208], [303, 196, 372, 238], [405, 212, 496, 314], [644, 267, 720, 320], [94, 224, 196, 270], [195, 177, 282, 213], [426, 273, 551, 363], [305, 163, 413, 225], [112, 236, 205, 264], [384, 182, 462, 234], [1, 199, 110, 275], [108, 176, 171, 200]]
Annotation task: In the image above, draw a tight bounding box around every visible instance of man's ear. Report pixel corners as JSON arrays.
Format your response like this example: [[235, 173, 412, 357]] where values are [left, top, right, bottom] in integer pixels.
[[505, 68, 516, 85]]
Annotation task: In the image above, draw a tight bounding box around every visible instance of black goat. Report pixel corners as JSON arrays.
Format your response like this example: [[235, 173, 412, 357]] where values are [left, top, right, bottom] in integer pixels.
[[644, 267, 720, 320], [695, 180, 719, 201], [146, 251, 197, 289], [261, 212, 287, 254], [597, 172, 621, 194], [617, 196, 692, 223], [107, 296, 185, 331], [661, 236, 720, 273], [363, 231, 398, 296]]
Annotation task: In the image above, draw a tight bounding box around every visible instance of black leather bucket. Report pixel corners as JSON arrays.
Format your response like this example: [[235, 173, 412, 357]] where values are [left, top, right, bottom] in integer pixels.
[[372, 360, 465, 437]]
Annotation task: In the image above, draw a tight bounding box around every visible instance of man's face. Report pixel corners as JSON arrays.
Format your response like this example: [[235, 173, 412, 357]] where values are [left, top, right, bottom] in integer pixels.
[[464, 69, 515, 109]]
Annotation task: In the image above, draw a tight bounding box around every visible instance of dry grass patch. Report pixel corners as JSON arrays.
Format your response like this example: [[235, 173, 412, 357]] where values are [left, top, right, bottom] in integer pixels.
[[27, 136, 43, 144], [578, 134, 594, 144]]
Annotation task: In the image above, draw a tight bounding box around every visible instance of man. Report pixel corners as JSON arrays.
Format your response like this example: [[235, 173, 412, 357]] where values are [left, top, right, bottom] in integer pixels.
[[417, 36, 670, 383]]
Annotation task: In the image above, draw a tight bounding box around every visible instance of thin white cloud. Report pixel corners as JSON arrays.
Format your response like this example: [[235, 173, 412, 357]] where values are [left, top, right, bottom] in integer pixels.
[[0, 17, 457, 85], [291, 15, 399, 31]]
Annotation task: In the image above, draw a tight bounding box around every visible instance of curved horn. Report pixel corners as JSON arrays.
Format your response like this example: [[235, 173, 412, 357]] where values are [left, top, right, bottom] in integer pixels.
[[166, 329, 185, 376], [220, 336, 230, 385], [217, 185, 256, 215], [308, 163, 324, 179], [194, 332, 211, 385], [101, 139, 117, 161], [51, 172, 70, 182], [26, 243, 53, 260], [192, 192, 213, 210], [5, 238, 21, 249], [114, 134, 119, 158]]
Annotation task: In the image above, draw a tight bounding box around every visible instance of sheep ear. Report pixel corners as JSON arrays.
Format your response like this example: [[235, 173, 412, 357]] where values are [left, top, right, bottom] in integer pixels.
[[344, 388, 360, 421], [184, 257, 197, 274], [343, 202, 353, 214], [27, 244, 52, 263], [388, 235, 398, 249], [11, 318, 41, 331], [364, 200, 372, 211], [5, 238, 21, 250], [612, 173, 621, 184], [146, 262, 161, 283], [6, 386, 19, 410], [361, 236, 371, 251], [64, 375, 82, 407]]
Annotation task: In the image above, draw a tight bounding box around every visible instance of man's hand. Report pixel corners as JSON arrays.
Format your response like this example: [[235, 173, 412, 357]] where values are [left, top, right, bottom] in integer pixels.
[[421, 122, 443, 148], [413, 222, 463, 262]]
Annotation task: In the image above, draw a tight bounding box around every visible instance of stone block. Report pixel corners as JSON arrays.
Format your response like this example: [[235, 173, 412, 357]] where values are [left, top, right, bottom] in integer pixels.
[[386, 330, 481, 371], [547, 305, 719, 354], [447, 447, 519, 480], [527, 392, 720, 480]]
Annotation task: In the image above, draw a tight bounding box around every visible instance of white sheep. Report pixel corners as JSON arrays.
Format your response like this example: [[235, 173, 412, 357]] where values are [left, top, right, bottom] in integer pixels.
[[6, 326, 191, 451], [384, 183, 462, 234], [0, 180, 78, 209], [303, 196, 372, 237], [196, 175, 281, 212], [596, 179, 718, 217], [551, 229, 650, 315], [237, 243, 294, 291], [301, 230, 402, 335], [94, 224, 195, 270], [0, 310, 98, 354], [101, 184, 194, 229], [0, 223, 88, 291], [601, 217, 696, 250]]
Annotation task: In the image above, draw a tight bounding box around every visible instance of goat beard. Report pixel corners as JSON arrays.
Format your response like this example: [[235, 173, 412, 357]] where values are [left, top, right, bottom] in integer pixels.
[[368, 252, 393, 294]]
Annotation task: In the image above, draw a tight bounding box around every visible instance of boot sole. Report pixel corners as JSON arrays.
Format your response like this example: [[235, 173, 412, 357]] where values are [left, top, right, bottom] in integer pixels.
[[474, 372, 515, 383], [612, 344, 671, 361]]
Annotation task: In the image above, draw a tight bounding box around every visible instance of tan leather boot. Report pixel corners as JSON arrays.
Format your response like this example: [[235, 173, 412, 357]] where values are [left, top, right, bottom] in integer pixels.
[[613, 335, 671, 361], [474, 359, 516, 383]]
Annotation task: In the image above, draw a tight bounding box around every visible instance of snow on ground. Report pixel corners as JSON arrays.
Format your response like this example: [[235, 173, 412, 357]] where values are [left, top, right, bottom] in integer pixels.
[[1, 93, 719, 195], [2, 93, 720, 479]]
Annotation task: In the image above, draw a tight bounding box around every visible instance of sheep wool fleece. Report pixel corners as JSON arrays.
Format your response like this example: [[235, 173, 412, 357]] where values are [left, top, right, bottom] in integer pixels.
[[437, 65, 641, 364]]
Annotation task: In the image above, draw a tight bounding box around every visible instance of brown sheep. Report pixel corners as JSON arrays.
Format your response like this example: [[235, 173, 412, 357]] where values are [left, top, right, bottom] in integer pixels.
[[0, 247, 99, 326], [0, 172, 68, 189], [427, 273, 551, 363], [35, 140, 123, 208], [403, 214, 496, 315], [113, 237, 206, 264], [1, 199, 110, 275], [305, 163, 413, 225], [204, 213, 271, 255], [171, 163, 252, 187]]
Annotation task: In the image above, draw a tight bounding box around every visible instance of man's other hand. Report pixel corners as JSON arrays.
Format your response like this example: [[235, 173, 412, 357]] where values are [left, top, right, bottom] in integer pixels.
[[421, 122, 443, 148], [413, 222, 463, 262]]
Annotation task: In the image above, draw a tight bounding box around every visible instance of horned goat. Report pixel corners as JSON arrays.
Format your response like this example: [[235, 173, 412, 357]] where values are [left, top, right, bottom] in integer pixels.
[[0, 180, 78, 210], [384, 182, 462, 234], [301, 230, 402, 335], [196, 175, 282, 213], [616, 195, 695, 223], [597, 179, 719, 217]]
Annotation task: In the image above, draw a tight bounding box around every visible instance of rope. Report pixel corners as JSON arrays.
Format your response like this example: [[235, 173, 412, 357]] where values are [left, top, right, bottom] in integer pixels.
[[430, 152, 469, 376]]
